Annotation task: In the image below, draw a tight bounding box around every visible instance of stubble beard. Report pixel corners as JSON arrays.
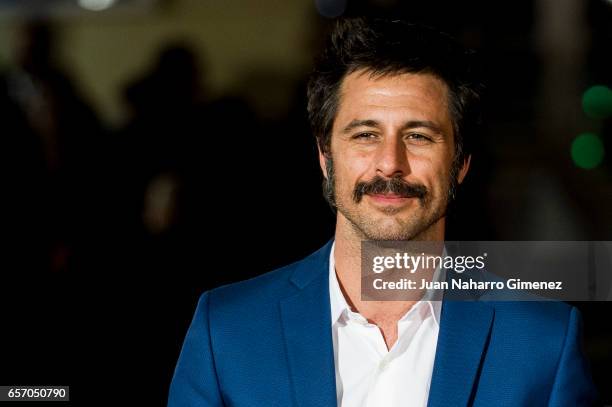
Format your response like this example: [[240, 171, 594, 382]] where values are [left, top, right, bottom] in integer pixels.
[[324, 155, 453, 241]]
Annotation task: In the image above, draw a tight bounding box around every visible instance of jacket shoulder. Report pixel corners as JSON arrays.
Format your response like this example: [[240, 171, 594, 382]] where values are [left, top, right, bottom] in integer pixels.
[[491, 300, 574, 327], [488, 300, 578, 361]]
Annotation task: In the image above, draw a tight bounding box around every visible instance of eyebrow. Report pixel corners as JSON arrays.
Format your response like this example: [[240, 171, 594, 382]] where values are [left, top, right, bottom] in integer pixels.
[[341, 119, 445, 135]]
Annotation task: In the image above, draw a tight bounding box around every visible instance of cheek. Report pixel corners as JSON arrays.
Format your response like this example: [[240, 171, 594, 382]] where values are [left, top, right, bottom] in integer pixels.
[[346, 152, 372, 179], [410, 154, 452, 189], [333, 148, 372, 186]]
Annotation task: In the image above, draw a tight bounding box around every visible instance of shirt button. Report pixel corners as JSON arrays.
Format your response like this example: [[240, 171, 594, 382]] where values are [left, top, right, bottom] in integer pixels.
[[379, 358, 389, 371]]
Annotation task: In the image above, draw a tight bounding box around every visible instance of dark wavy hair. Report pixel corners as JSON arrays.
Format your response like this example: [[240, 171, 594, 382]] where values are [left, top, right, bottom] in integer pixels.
[[306, 17, 483, 171]]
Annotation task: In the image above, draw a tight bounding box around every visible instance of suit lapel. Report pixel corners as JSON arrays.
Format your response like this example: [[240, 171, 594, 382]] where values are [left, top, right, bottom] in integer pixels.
[[427, 300, 495, 407], [280, 241, 337, 407]]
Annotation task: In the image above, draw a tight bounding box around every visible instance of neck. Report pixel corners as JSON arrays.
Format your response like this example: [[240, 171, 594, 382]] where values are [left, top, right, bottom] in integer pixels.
[[332, 214, 445, 349], [333, 214, 446, 291]]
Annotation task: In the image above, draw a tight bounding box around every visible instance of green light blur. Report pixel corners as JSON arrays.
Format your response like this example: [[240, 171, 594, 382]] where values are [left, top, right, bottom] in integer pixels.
[[582, 85, 612, 119], [571, 133, 604, 169]]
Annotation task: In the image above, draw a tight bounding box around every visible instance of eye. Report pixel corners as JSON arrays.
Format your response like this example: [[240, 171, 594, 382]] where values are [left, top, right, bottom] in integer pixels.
[[405, 133, 432, 143], [352, 132, 378, 140]]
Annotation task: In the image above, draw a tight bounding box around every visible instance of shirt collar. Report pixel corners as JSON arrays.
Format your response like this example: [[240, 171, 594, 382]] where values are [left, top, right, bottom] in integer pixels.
[[329, 241, 350, 325], [328, 241, 443, 327]]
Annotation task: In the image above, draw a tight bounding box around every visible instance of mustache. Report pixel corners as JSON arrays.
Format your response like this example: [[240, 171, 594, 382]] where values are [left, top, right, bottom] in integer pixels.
[[353, 176, 428, 203]]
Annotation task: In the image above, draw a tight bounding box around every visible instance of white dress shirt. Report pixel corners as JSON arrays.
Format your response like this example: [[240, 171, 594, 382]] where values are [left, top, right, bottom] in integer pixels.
[[329, 242, 443, 407]]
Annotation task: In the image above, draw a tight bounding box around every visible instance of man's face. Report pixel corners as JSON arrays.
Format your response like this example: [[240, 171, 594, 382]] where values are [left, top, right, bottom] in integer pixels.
[[320, 70, 469, 240]]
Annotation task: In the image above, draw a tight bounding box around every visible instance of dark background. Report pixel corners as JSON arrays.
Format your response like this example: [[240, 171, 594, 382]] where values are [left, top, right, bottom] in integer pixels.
[[0, 0, 610, 405]]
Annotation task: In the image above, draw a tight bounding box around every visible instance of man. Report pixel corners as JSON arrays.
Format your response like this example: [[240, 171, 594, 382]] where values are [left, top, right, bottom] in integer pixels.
[[168, 18, 597, 406]]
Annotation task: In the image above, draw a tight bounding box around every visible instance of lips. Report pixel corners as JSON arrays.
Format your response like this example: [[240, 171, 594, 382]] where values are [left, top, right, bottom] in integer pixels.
[[367, 193, 415, 204], [370, 193, 405, 199]]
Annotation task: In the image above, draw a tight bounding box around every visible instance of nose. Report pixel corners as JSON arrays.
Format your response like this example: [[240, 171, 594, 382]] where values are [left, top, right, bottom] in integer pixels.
[[375, 136, 410, 178]]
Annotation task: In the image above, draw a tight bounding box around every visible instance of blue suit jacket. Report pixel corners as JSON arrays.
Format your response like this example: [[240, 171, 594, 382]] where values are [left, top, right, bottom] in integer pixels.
[[168, 240, 598, 406]]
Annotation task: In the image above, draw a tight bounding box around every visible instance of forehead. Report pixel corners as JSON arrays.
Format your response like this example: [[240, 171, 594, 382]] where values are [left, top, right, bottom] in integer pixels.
[[335, 70, 452, 132]]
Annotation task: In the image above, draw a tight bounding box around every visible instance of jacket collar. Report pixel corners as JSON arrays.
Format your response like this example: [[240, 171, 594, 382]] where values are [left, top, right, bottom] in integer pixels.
[[281, 239, 495, 407], [288, 239, 334, 290], [280, 239, 337, 406]]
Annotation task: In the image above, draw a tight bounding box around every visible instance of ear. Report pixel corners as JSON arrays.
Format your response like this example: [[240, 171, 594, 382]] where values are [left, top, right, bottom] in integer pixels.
[[457, 154, 471, 184], [318, 145, 329, 180]]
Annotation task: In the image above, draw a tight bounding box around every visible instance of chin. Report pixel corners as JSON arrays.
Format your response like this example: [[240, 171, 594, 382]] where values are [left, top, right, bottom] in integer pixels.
[[339, 203, 440, 241], [362, 208, 447, 241], [358, 218, 421, 241], [363, 230, 419, 241]]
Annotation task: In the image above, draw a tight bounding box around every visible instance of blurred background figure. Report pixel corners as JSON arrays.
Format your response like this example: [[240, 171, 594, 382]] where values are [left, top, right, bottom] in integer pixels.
[[111, 43, 207, 269], [111, 42, 261, 280], [0, 19, 103, 399], [1, 20, 103, 273]]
